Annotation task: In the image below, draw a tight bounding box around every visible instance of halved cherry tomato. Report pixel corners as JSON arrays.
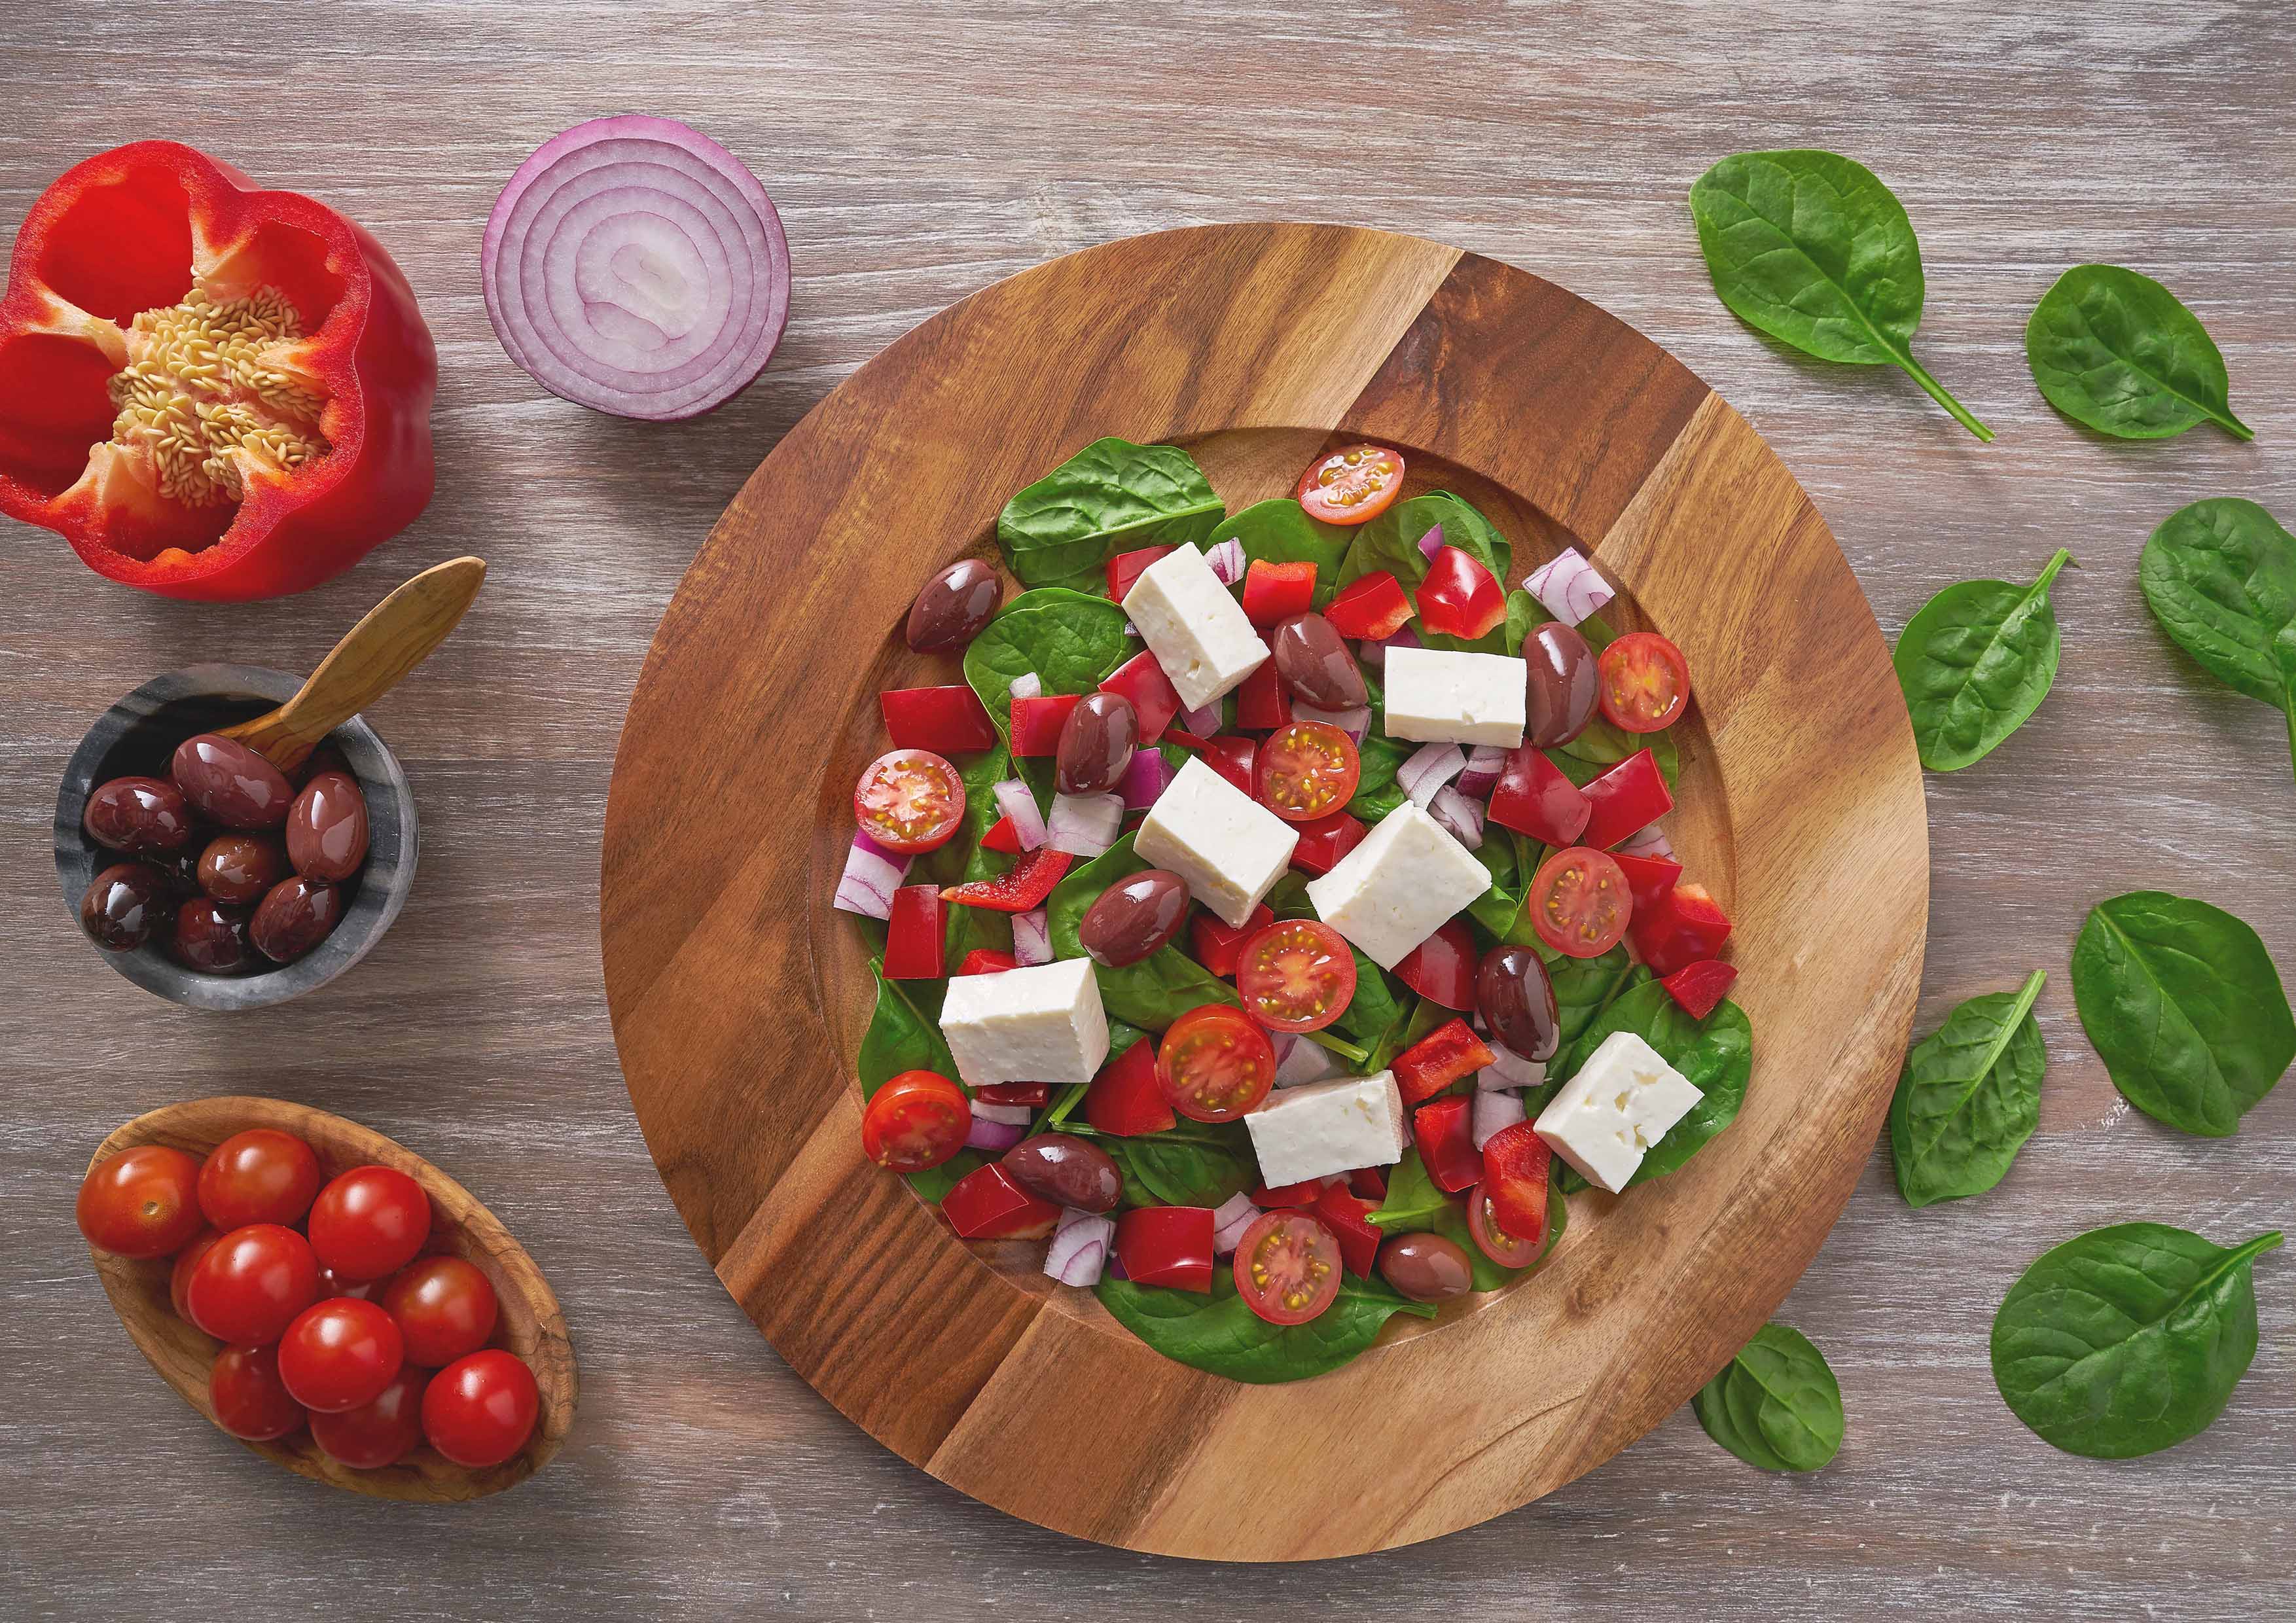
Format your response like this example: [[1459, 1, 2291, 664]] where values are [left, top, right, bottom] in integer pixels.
[[307, 1166, 431, 1283], [1416, 546, 1506, 640], [1009, 694, 1081, 757], [1297, 444, 1404, 526], [1631, 882, 1734, 978], [1480, 1122, 1553, 1247], [1233, 1211, 1342, 1325], [1323, 571, 1412, 639], [861, 1070, 970, 1173], [1661, 958, 1739, 1020], [422, 1349, 539, 1469], [1597, 632, 1691, 733], [1310, 1181, 1383, 1277], [1107, 544, 1174, 601], [853, 749, 966, 855], [1236, 919, 1357, 1033], [1414, 1096, 1480, 1192], [1466, 1179, 1543, 1270], [1486, 744, 1590, 847], [209, 1344, 306, 1441], [1391, 1017, 1496, 1104], [1085, 1039, 1175, 1136], [278, 1296, 404, 1413], [1100, 650, 1181, 743], [1393, 919, 1477, 1011], [1528, 846, 1632, 959], [1155, 1005, 1275, 1122], [1115, 1205, 1215, 1292], [1255, 721, 1359, 821], [76, 1144, 204, 1258], [380, 1255, 499, 1368], [1241, 558, 1318, 626], [1190, 902, 1274, 978], [1234, 659, 1291, 730], [941, 846, 1071, 912], [942, 1163, 1062, 1240]]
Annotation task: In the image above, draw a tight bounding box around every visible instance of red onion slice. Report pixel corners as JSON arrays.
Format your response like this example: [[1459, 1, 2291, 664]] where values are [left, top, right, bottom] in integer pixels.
[[1011, 907, 1052, 966], [1480, 1042, 1547, 1089], [1399, 741, 1466, 808], [1179, 698, 1223, 735], [1007, 671, 1042, 702], [1275, 1037, 1344, 1088], [834, 830, 908, 919], [1472, 1089, 1528, 1150], [1429, 783, 1485, 849], [1204, 538, 1246, 586], [1616, 822, 1675, 860], [1416, 522, 1446, 563], [1045, 1207, 1115, 1287], [1524, 548, 1614, 627], [1211, 1192, 1263, 1255], [1290, 701, 1369, 744], [971, 1098, 1036, 1127], [992, 778, 1047, 851], [1048, 792, 1123, 857], [1118, 747, 1173, 810], [965, 1113, 1028, 1154], [1457, 745, 1510, 799], [1357, 621, 1418, 672]]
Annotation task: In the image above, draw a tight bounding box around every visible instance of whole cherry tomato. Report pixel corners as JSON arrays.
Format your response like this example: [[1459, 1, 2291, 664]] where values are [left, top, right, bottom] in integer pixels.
[[76, 1145, 204, 1258], [307, 1166, 432, 1281], [422, 1349, 541, 1469], [196, 1128, 323, 1229], [185, 1223, 320, 1345], [381, 1255, 499, 1368], [170, 1228, 223, 1321], [310, 1365, 428, 1470], [278, 1297, 404, 1413], [317, 1264, 380, 1302], [209, 1344, 307, 1441]]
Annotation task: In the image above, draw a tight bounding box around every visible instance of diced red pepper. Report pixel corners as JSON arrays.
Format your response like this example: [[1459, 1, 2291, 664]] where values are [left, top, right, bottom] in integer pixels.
[[1289, 810, 1366, 875], [1347, 1166, 1388, 1202], [1166, 731, 1256, 796], [1251, 1177, 1327, 1208], [1488, 744, 1591, 846], [1579, 749, 1674, 851], [1612, 849, 1685, 914], [1107, 544, 1174, 601], [1011, 693, 1081, 757], [1324, 571, 1412, 640], [1392, 1017, 1496, 1105], [1480, 1124, 1552, 1249], [1085, 1040, 1174, 1136], [1394, 919, 1478, 1011], [1660, 959, 1739, 1020], [975, 1081, 1049, 1106], [955, 948, 1019, 976], [1234, 660, 1291, 730], [883, 885, 946, 978], [1191, 903, 1274, 977], [882, 686, 997, 754], [981, 815, 1024, 855], [1311, 1182, 1382, 1277], [1101, 650, 1181, 744], [1415, 546, 1506, 640], [944, 1164, 1061, 1240], [1241, 558, 1318, 626], [1632, 882, 1734, 979], [1115, 1205, 1215, 1292], [1414, 1096, 1481, 1193], [941, 846, 1071, 912]]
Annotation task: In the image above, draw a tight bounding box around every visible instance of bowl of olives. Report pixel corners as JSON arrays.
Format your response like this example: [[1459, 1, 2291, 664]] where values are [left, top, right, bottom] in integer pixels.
[[54, 664, 418, 1011]]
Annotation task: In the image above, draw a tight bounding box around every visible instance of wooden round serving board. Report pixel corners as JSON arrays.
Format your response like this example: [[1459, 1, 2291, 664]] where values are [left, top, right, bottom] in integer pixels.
[[601, 223, 1928, 1559]]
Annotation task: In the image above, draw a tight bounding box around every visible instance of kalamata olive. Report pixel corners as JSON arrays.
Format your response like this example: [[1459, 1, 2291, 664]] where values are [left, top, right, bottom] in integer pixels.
[[1270, 613, 1367, 710], [286, 771, 370, 881], [249, 876, 344, 963], [82, 776, 196, 853], [196, 832, 290, 903], [905, 558, 1001, 653], [1001, 1133, 1123, 1213], [292, 742, 350, 788], [1056, 692, 1139, 796], [1077, 868, 1191, 966], [171, 734, 293, 830], [80, 862, 170, 951], [1477, 944, 1560, 1061], [1378, 1232, 1476, 1303], [168, 898, 252, 974], [1524, 622, 1599, 747]]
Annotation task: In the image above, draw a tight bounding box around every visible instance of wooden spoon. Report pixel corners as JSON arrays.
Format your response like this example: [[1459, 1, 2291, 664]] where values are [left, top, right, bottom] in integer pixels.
[[217, 556, 486, 774], [85, 1096, 576, 1503]]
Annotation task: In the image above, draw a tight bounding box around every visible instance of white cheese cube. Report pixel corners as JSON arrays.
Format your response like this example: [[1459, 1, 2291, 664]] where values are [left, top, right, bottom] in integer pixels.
[[1121, 543, 1269, 711], [1244, 1071, 1408, 1187], [1133, 755, 1297, 927], [1382, 646, 1527, 747], [1304, 801, 1491, 969], [938, 957, 1109, 1088], [1532, 1031, 1702, 1192]]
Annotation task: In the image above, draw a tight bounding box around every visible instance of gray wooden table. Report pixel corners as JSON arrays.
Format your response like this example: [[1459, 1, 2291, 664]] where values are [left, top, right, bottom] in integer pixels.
[[5, 3, 2291, 1617]]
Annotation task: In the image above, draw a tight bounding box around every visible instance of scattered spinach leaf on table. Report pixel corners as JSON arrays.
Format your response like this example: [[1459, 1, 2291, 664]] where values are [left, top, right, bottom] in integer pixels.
[[2139, 498, 2296, 734], [1693, 1323, 1844, 1472], [2025, 264, 2253, 442], [1554, 980, 1752, 1186], [1095, 1268, 1434, 1383], [1894, 550, 2075, 772], [855, 965, 979, 1201], [1047, 832, 1242, 1030], [1888, 971, 2047, 1207], [2279, 626, 2296, 780], [995, 438, 1224, 587]]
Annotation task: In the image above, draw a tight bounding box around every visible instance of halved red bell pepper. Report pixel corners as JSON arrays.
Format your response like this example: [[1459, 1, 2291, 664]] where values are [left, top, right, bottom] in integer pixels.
[[1394, 919, 1477, 1010], [1251, 1177, 1328, 1208], [1010, 694, 1081, 757], [1190, 902, 1274, 977], [981, 815, 1024, 855], [975, 1081, 1049, 1106], [941, 846, 1071, 912], [1660, 958, 1738, 1020], [1107, 544, 1174, 601], [1115, 1205, 1214, 1292], [1392, 1017, 1496, 1105], [955, 948, 1019, 976], [1324, 571, 1412, 640], [1100, 650, 1181, 744], [0, 142, 437, 600], [1579, 748, 1674, 851], [1488, 744, 1590, 846], [1632, 882, 1734, 978], [1288, 810, 1366, 875], [1414, 1096, 1481, 1193], [944, 1164, 1061, 1240], [883, 687, 997, 754], [1415, 546, 1505, 640], [1165, 731, 1256, 796], [1085, 1039, 1174, 1136], [1234, 660, 1291, 730], [883, 885, 946, 979], [1311, 1181, 1382, 1277], [1241, 558, 1318, 626], [1612, 849, 1685, 914]]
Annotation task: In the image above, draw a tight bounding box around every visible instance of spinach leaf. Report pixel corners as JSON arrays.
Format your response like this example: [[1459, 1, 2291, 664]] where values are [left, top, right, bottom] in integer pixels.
[[1992, 1224, 2282, 1459], [1501, 588, 1540, 657], [1693, 1323, 1844, 1472], [963, 588, 1134, 751], [2025, 264, 2253, 442], [914, 745, 1016, 962], [1556, 980, 1753, 1185], [995, 438, 1225, 587], [855, 967, 979, 1201], [1095, 1268, 1434, 1383], [1348, 666, 1413, 821], [1213, 499, 1352, 599], [2070, 892, 2293, 1137], [1689, 149, 1991, 441], [1894, 550, 2074, 772], [1888, 971, 2047, 1207], [1466, 831, 1535, 938], [1539, 940, 1641, 1051], [1369, 1149, 1449, 1231], [1327, 948, 1408, 1068], [1103, 1120, 1257, 1208], [1046, 833, 1242, 1031], [2280, 626, 2296, 780], [1336, 491, 1512, 597], [2139, 497, 2296, 708]]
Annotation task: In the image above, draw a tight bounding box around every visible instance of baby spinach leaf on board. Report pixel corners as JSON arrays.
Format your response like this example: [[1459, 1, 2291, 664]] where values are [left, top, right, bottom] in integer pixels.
[[2070, 892, 2294, 1137], [855, 967, 980, 1201], [1539, 939, 1640, 1050], [1105, 1121, 1257, 1208], [1693, 1323, 1844, 1472], [963, 589, 1135, 749], [2139, 497, 2296, 708], [1894, 550, 2075, 772], [1336, 491, 1513, 597], [1047, 833, 1242, 1031], [1213, 499, 1352, 599], [1369, 1148, 1450, 1231], [1688, 149, 1992, 441], [1556, 980, 1753, 1186], [996, 438, 1225, 587], [1327, 948, 1408, 1067], [2025, 264, 2253, 442], [1095, 1269, 1435, 1384], [1888, 971, 2047, 1207], [1992, 1224, 2282, 1459]]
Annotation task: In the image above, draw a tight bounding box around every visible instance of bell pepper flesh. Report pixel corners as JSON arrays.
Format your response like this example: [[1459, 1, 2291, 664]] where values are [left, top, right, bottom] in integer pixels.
[[1190, 902, 1274, 978], [883, 885, 946, 978], [1415, 546, 1506, 640], [1579, 749, 1674, 851], [1414, 1095, 1480, 1192], [1324, 571, 1412, 640], [1010, 694, 1081, 757], [1085, 1039, 1175, 1136], [1115, 1205, 1215, 1292], [1660, 958, 1739, 1020], [1234, 660, 1291, 730], [881, 686, 997, 754], [1165, 731, 1256, 796], [1100, 651, 1181, 745], [941, 846, 1071, 912], [1288, 810, 1366, 876], [1106, 544, 1174, 601], [1392, 1017, 1496, 1105], [955, 948, 1019, 976], [1240, 558, 1317, 626], [944, 1164, 1060, 1241], [1488, 744, 1591, 846], [980, 815, 1024, 855], [1611, 849, 1685, 914], [1632, 882, 1734, 978], [1310, 1182, 1382, 1277]]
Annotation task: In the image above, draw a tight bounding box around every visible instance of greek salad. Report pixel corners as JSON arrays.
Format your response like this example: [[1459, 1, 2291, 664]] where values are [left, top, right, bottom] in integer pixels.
[[839, 438, 1750, 1383]]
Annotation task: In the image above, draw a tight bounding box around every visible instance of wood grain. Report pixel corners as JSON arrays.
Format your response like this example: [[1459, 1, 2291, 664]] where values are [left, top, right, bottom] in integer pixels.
[[2, 0, 2291, 1615]]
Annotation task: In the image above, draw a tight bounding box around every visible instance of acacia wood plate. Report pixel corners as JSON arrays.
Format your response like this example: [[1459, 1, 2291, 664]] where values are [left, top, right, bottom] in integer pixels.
[[601, 223, 1928, 1559]]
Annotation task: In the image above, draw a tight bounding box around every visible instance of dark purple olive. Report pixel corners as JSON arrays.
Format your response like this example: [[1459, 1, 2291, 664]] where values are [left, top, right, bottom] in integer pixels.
[[148, 846, 207, 896], [80, 862, 170, 951], [82, 776, 196, 853], [1477, 944, 1560, 1061], [171, 734, 293, 830], [196, 832, 290, 903], [291, 741, 350, 789], [249, 876, 344, 963], [1270, 613, 1366, 711], [905, 558, 1001, 653], [1001, 1133, 1123, 1213], [1523, 622, 1599, 747], [1055, 692, 1139, 796], [1378, 1232, 1475, 1303], [1078, 868, 1191, 967], [286, 771, 369, 881], [168, 898, 252, 974]]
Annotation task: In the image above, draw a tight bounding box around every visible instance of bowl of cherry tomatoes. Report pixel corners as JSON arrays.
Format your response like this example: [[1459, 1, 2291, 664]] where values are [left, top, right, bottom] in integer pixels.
[[75, 1096, 575, 1501]]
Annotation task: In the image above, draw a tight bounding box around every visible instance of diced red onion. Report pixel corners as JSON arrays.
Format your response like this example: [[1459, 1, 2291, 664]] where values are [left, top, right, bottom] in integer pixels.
[[1011, 908, 1052, 966], [1204, 538, 1246, 586], [834, 830, 909, 919], [1276, 1039, 1344, 1088], [1481, 1042, 1547, 1089], [1524, 548, 1613, 627], [1616, 823, 1674, 860], [1045, 1207, 1114, 1287], [1007, 671, 1042, 702], [1472, 1089, 1528, 1151], [1180, 698, 1223, 734], [1416, 523, 1446, 563], [1358, 621, 1420, 671], [1118, 748, 1174, 810], [990, 778, 1047, 852], [971, 1099, 1036, 1128], [1048, 792, 1123, 857], [1457, 745, 1509, 799], [965, 1114, 1028, 1152], [1399, 741, 1466, 808], [1289, 701, 1370, 743], [1428, 784, 1484, 849], [1211, 1192, 1263, 1255]]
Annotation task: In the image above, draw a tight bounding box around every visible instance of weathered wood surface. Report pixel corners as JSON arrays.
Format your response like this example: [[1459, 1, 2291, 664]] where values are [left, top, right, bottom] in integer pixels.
[[3, 0, 2289, 1615]]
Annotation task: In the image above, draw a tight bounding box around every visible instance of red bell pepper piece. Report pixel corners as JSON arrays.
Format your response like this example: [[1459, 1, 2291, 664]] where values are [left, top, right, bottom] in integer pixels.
[[1115, 1205, 1215, 1292], [1347, 1166, 1388, 1202], [1488, 745, 1591, 846], [1234, 660, 1291, 730], [1107, 544, 1174, 601], [1392, 1017, 1496, 1105], [975, 1081, 1049, 1106], [1311, 1182, 1382, 1277], [1166, 731, 1256, 796], [1324, 571, 1412, 640], [1085, 1039, 1174, 1136], [1190, 902, 1274, 977], [955, 948, 1019, 976], [1579, 749, 1674, 851], [1611, 849, 1685, 914], [1241, 559, 1318, 626], [1288, 810, 1366, 876], [1660, 959, 1739, 1020], [1632, 882, 1734, 978], [0, 142, 438, 601], [1414, 1096, 1481, 1193], [941, 846, 1071, 912], [1251, 1177, 1328, 1208], [944, 1164, 1061, 1240], [1479, 1123, 1552, 1249], [981, 815, 1024, 855], [1101, 650, 1181, 744], [1010, 694, 1081, 757], [882, 687, 997, 754], [1394, 920, 1478, 1011], [882, 885, 946, 978], [1415, 546, 1505, 640]]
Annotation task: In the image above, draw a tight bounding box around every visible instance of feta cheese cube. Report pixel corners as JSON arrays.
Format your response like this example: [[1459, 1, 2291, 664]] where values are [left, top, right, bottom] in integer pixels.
[[1134, 755, 1297, 926], [1304, 801, 1491, 969], [1532, 1031, 1702, 1192], [1244, 1071, 1408, 1187], [1382, 646, 1528, 747], [1122, 543, 1268, 711], [938, 957, 1109, 1088]]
